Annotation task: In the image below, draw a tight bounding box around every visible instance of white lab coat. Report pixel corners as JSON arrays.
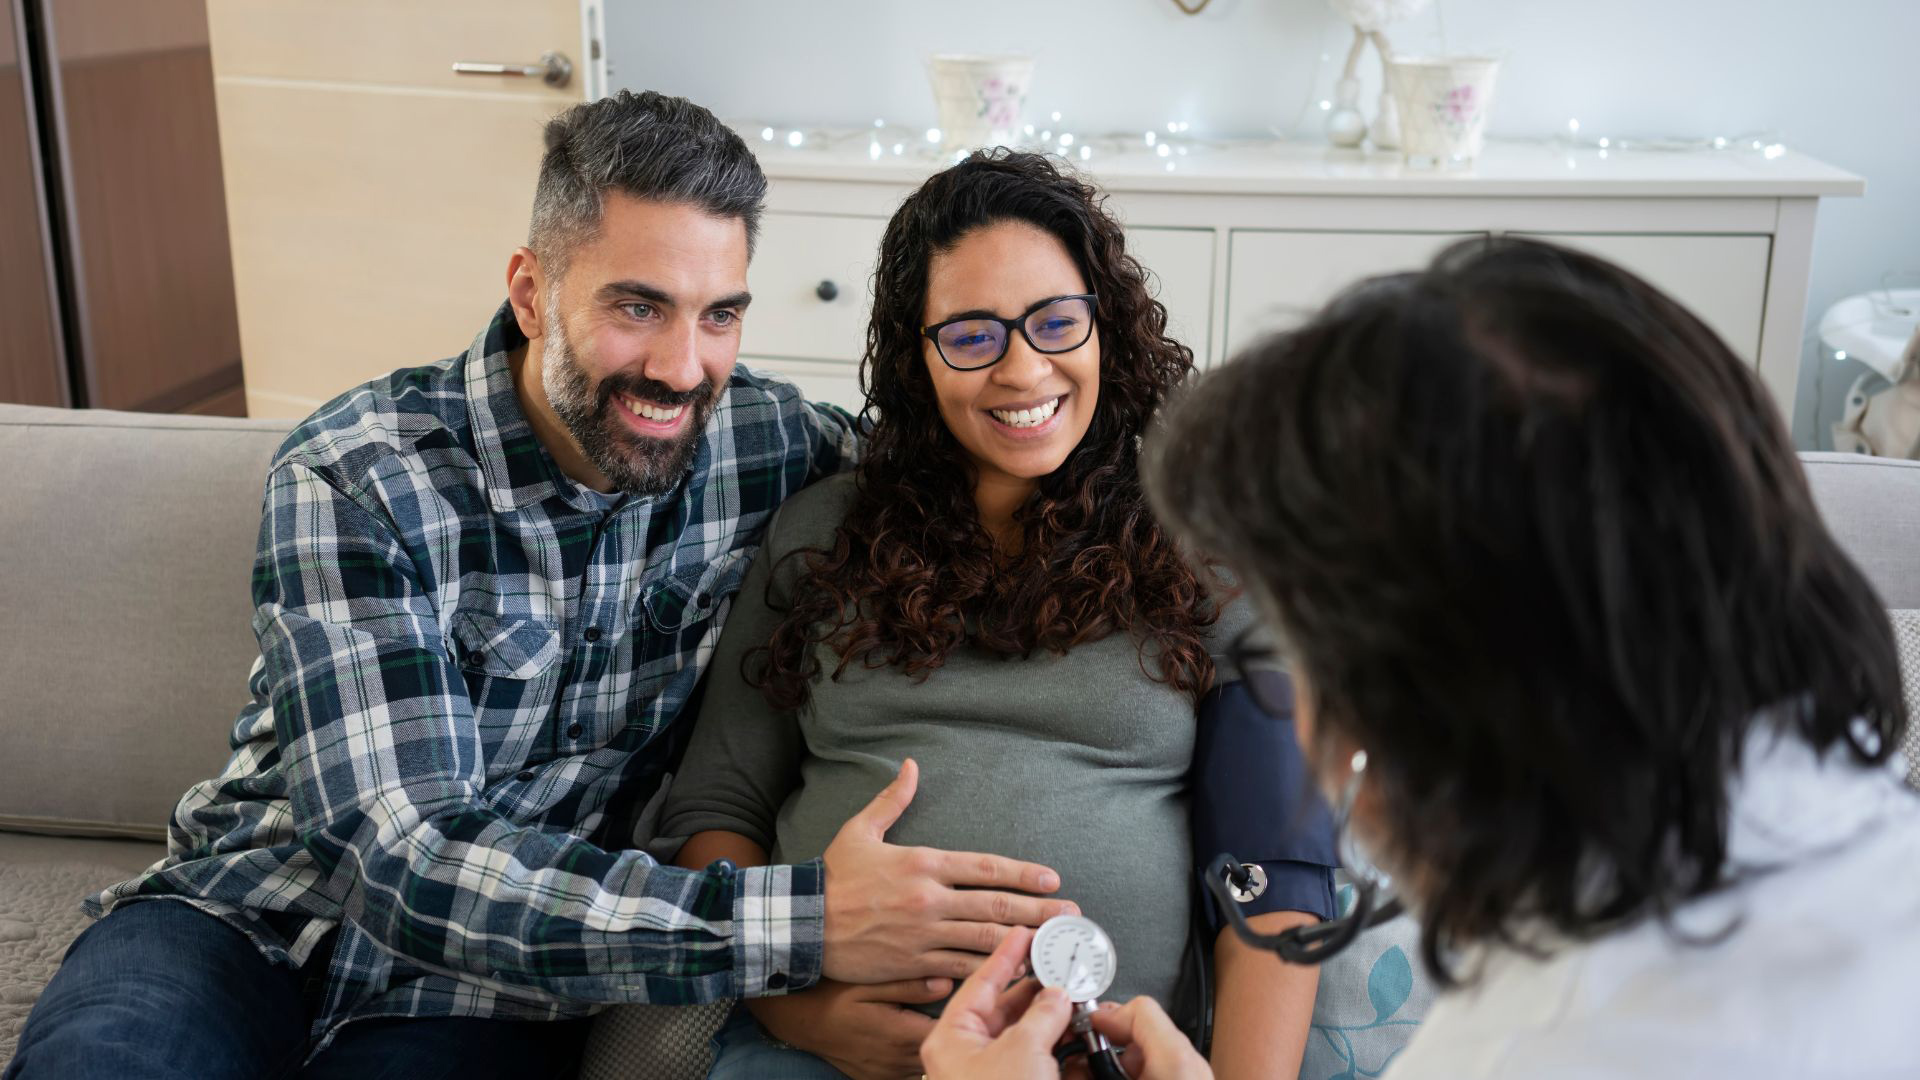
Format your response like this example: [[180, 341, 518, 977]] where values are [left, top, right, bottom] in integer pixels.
[[1388, 727, 1920, 1079]]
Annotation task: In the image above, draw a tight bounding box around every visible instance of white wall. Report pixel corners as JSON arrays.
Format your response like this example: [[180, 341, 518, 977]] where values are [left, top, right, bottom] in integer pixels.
[[607, 0, 1920, 447]]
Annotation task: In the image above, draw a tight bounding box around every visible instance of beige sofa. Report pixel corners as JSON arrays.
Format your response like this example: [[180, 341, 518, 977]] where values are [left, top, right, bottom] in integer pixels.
[[3, 401, 1917, 1073]]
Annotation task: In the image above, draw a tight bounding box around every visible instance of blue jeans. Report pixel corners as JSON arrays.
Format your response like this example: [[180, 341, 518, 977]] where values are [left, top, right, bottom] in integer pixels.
[[706, 1004, 852, 1080], [4, 900, 590, 1080]]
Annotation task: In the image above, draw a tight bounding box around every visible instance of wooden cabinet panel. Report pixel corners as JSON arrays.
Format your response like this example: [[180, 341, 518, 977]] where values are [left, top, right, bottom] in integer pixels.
[[737, 211, 888, 364], [1225, 230, 1480, 358], [1127, 226, 1214, 365], [1515, 233, 1771, 362]]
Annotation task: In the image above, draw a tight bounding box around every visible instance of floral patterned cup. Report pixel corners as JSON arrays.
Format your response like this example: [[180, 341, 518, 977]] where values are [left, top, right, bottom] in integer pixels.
[[1385, 56, 1501, 168], [927, 54, 1035, 153]]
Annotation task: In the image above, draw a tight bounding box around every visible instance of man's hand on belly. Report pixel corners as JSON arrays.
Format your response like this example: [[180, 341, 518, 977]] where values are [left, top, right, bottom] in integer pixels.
[[822, 757, 1079, 983]]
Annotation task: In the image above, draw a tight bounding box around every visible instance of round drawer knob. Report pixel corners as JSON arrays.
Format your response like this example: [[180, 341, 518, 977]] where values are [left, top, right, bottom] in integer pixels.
[[815, 279, 839, 303]]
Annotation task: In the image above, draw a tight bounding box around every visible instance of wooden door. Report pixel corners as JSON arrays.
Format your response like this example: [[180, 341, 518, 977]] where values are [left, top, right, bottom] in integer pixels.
[[205, 1, 590, 418], [0, 0, 66, 407]]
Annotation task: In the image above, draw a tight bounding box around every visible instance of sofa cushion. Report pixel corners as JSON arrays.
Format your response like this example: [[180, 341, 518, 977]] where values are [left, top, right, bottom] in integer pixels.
[[0, 404, 289, 840], [0, 832, 166, 1064], [1894, 611, 1920, 789], [1801, 453, 1920, 609]]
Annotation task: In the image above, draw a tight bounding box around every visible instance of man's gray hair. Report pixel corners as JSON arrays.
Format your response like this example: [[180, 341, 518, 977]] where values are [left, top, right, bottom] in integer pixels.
[[529, 89, 767, 277]]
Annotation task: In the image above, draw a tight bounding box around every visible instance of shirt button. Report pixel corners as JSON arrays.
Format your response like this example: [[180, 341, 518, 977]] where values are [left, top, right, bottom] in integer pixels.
[[765, 972, 788, 991], [583, 627, 602, 642], [566, 723, 583, 739], [516, 770, 535, 782], [465, 651, 485, 667]]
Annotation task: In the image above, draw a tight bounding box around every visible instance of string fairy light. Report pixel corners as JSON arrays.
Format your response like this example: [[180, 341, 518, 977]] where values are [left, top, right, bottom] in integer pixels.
[[731, 110, 1224, 165], [734, 109, 1794, 170]]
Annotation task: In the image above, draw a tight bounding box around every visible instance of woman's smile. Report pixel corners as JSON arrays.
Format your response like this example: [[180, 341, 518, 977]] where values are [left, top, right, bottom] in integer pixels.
[[984, 392, 1070, 439]]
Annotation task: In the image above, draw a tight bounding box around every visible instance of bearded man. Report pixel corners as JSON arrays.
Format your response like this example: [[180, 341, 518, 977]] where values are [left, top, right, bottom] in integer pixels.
[[5, 91, 1070, 1079]]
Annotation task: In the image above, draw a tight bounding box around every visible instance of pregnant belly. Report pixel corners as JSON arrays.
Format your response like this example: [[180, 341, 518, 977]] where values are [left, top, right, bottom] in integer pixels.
[[771, 752, 1194, 1009]]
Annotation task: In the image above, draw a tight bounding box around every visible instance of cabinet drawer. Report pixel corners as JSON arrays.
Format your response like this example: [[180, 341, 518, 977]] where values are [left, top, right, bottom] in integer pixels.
[[740, 211, 888, 363], [738, 357, 866, 414], [1126, 227, 1215, 365], [1514, 233, 1770, 362], [1225, 230, 1480, 358]]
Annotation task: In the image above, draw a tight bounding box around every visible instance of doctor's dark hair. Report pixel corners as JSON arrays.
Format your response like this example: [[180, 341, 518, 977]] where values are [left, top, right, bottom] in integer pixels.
[[1145, 236, 1908, 984], [529, 89, 765, 277], [750, 149, 1216, 708]]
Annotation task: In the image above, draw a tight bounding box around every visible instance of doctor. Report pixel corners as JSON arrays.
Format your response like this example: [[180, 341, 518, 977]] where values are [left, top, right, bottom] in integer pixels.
[[923, 236, 1920, 1079]]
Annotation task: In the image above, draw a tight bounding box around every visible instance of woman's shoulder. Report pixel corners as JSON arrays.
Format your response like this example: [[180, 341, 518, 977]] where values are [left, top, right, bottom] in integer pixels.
[[764, 471, 860, 560], [1194, 560, 1256, 657]]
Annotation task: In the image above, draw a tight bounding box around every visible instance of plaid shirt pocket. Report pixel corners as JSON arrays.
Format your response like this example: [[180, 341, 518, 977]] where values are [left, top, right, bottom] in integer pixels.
[[450, 609, 563, 777], [642, 548, 753, 634], [450, 609, 562, 680]]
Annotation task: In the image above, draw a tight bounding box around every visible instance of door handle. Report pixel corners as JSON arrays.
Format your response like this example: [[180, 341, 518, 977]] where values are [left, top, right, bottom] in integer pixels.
[[452, 51, 573, 88]]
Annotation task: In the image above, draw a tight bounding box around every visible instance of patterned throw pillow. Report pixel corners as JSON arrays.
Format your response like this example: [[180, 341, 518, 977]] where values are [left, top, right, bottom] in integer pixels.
[[1300, 876, 1436, 1080], [578, 1002, 727, 1080], [1892, 610, 1920, 790]]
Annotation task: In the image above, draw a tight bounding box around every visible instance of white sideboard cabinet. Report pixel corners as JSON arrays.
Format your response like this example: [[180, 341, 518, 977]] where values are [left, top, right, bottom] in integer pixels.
[[740, 140, 1863, 422]]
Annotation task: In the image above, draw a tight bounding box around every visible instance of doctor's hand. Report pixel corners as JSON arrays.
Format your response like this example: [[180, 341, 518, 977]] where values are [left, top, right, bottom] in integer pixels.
[[1088, 997, 1213, 1080], [822, 758, 1077, 984], [921, 926, 1072, 1080], [922, 928, 1217, 1080]]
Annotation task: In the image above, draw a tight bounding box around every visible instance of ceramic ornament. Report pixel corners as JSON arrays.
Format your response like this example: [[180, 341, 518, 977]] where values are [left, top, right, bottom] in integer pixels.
[[1324, 0, 1432, 150], [927, 54, 1034, 153]]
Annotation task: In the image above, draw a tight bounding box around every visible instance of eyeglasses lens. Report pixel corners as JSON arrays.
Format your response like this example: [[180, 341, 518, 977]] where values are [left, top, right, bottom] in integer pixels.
[[1024, 297, 1093, 351], [935, 321, 1008, 368]]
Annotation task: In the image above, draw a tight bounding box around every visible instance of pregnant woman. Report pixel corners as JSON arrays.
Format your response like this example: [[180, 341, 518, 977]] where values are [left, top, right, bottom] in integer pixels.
[[654, 150, 1332, 1080]]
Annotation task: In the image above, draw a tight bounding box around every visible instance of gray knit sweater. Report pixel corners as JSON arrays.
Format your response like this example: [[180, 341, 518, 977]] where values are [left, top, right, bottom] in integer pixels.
[[655, 473, 1248, 1008]]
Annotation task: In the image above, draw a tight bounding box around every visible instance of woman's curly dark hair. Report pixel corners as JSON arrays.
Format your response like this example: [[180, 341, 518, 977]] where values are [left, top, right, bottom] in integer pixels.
[[750, 149, 1218, 709]]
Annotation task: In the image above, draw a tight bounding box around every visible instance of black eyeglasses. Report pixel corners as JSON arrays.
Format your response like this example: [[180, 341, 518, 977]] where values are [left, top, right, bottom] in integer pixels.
[[921, 293, 1098, 371], [1209, 626, 1405, 965]]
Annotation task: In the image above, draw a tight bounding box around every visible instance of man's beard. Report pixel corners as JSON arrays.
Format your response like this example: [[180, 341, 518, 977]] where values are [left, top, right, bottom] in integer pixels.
[[541, 305, 718, 497]]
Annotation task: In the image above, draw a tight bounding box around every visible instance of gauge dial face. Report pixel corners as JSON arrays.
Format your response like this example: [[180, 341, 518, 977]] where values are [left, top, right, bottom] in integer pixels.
[[1029, 914, 1116, 1002]]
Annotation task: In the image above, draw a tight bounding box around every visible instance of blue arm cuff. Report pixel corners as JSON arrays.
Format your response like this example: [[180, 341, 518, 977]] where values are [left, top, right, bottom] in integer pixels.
[[1191, 677, 1340, 929]]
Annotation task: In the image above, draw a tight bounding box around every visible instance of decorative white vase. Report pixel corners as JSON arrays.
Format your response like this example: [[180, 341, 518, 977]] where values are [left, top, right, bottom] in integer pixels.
[[1370, 86, 1402, 150], [1385, 55, 1500, 168], [926, 54, 1034, 154], [1326, 75, 1368, 148]]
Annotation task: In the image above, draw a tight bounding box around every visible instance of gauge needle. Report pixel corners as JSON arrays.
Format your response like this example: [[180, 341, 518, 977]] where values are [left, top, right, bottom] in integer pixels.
[[1065, 944, 1087, 993]]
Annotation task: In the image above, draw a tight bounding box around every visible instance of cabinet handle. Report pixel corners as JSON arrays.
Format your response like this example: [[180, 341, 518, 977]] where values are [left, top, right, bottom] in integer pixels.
[[452, 51, 573, 88], [815, 280, 840, 303]]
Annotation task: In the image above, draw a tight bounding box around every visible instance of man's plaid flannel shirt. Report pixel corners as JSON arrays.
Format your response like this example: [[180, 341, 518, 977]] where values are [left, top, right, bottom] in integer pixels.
[[90, 302, 860, 1053]]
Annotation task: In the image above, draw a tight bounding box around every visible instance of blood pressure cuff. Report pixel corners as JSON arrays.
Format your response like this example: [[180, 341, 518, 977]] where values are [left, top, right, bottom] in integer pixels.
[[1191, 676, 1339, 930]]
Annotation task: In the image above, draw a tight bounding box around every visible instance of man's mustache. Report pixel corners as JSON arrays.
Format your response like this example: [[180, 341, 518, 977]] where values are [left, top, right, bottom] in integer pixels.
[[595, 372, 714, 411]]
